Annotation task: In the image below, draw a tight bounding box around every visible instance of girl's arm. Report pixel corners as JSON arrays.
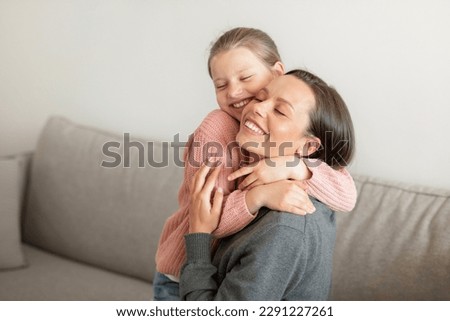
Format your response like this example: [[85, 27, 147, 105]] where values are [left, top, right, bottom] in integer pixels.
[[229, 156, 357, 212], [303, 161, 357, 212], [186, 139, 314, 239], [244, 180, 315, 215], [214, 178, 317, 238], [211, 189, 255, 238]]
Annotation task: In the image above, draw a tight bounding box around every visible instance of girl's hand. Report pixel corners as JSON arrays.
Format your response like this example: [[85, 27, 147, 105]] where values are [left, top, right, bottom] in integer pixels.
[[228, 156, 311, 190], [189, 164, 224, 234], [245, 180, 316, 215]]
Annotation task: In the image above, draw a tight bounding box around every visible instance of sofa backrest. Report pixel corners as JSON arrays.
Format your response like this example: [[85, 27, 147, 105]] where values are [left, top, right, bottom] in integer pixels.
[[331, 175, 450, 300], [23, 116, 450, 298], [23, 116, 183, 282]]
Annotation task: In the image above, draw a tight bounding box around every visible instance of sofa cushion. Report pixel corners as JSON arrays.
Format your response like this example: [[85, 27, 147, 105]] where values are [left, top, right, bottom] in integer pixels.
[[23, 116, 183, 282], [0, 244, 152, 300], [331, 175, 450, 300], [0, 155, 28, 270]]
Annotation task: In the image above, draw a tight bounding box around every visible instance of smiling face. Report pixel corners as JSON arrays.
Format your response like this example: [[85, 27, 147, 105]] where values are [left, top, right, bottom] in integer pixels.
[[210, 47, 283, 121], [236, 74, 319, 158]]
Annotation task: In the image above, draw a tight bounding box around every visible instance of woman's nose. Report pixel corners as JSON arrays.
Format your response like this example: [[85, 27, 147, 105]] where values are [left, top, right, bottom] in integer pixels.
[[253, 100, 269, 117]]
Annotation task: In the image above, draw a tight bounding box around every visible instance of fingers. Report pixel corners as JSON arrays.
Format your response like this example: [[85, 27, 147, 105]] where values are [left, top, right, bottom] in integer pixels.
[[283, 202, 315, 216], [283, 205, 309, 216], [293, 189, 316, 214], [228, 165, 253, 181], [305, 199, 316, 214], [238, 174, 258, 190], [211, 187, 224, 217], [188, 164, 223, 234], [191, 162, 222, 193], [202, 164, 221, 195], [284, 183, 316, 215], [293, 204, 315, 215], [292, 184, 315, 211], [190, 163, 209, 195], [293, 180, 308, 190], [294, 198, 316, 215]]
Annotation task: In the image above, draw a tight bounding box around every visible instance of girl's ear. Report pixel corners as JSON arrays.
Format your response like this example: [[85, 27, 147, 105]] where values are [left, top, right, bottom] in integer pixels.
[[297, 137, 321, 157], [271, 61, 285, 76]]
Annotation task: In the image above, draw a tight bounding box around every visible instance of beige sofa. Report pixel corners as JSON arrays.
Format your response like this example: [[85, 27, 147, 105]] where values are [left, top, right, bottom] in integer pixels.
[[1, 116, 449, 300]]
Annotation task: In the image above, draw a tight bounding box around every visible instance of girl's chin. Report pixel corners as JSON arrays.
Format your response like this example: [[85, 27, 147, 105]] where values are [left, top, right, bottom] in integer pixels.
[[221, 107, 242, 121]]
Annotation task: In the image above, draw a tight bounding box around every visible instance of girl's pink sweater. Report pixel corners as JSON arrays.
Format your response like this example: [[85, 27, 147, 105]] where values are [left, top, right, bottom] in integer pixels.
[[155, 110, 356, 278]]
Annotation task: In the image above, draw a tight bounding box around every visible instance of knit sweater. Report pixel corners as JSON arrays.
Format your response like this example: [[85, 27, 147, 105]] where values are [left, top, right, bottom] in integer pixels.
[[180, 199, 336, 300], [155, 109, 356, 278]]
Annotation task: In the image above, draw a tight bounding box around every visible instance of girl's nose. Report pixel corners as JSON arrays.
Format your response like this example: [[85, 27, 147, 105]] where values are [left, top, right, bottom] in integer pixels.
[[227, 82, 243, 98]]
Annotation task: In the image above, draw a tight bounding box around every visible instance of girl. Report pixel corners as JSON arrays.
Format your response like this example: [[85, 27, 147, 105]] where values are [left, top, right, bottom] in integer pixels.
[[181, 69, 355, 300], [154, 28, 356, 300]]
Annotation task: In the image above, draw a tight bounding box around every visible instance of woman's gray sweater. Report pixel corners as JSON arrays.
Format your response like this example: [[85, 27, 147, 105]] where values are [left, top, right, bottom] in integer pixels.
[[180, 198, 336, 300]]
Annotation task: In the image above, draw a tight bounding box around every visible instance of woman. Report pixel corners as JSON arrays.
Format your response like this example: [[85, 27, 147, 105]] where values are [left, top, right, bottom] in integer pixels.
[[179, 69, 355, 300], [154, 28, 356, 300]]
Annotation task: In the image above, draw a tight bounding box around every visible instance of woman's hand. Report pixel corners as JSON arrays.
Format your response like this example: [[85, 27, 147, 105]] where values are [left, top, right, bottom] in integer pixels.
[[228, 156, 311, 190], [245, 180, 316, 215], [189, 164, 224, 234]]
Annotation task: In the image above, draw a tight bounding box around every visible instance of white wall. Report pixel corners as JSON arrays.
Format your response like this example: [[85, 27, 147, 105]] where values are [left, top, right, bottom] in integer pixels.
[[1, 0, 449, 189]]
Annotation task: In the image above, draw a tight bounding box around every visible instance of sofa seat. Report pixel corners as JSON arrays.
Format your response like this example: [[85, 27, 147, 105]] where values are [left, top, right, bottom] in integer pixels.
[[0, 244, 153, 300]]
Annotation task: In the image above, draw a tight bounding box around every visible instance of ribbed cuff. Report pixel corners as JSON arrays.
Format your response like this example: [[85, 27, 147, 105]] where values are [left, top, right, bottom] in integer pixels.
[[184, 233, 212, 262]]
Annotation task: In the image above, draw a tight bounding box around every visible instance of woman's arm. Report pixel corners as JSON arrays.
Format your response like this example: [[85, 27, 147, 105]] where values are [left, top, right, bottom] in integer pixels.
[[181, 227, 305, 300], [182, 166, 306, 300], [188, 164, 224, 234]]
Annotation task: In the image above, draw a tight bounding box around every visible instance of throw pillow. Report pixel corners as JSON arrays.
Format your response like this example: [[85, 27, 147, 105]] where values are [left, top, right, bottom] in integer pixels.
[[0, 156, 27, 269]]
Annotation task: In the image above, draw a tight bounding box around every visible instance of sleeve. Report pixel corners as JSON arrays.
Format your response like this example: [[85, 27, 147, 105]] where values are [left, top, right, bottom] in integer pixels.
[[179, 233, 218, 300], [304, 160, 357, 212], [180, 227, 306, 301], [212, 189, 255, 238]]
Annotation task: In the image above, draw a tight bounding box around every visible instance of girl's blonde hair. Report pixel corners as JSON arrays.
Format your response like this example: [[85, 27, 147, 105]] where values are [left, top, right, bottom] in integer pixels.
[[208, 27, 282, 77]]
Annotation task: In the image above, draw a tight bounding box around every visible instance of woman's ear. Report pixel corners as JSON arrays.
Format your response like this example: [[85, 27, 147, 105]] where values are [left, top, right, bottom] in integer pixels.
[[297, 137, 321, 157], [271, 61, 285, 76]]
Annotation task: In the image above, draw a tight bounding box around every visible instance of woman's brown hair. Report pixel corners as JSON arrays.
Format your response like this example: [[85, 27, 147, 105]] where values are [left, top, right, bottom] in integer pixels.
[[286, 69, 355, 169]]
